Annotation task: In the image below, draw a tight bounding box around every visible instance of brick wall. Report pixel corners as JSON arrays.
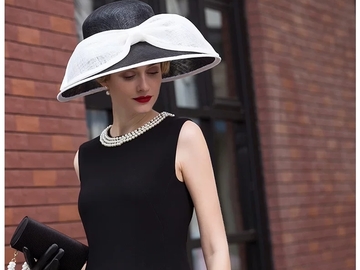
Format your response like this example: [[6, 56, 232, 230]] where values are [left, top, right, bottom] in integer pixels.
[[5, 0, 88, 264], [245, 1, 355, 269]]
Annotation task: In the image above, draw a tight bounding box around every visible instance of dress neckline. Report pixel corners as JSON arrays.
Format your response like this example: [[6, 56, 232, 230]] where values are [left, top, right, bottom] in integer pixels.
[[99, 111, 175, 147]]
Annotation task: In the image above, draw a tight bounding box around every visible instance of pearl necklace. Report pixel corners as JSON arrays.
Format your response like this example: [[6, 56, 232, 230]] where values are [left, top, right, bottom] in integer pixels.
[[100, 112, 175, 147]]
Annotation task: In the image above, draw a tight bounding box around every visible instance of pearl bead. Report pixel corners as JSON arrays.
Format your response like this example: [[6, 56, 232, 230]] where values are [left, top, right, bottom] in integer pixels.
[[100, 112, 174, 147]]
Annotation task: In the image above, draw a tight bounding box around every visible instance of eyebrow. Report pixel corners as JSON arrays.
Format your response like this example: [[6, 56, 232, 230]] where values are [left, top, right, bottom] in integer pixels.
[[127, 64, 159, 71]]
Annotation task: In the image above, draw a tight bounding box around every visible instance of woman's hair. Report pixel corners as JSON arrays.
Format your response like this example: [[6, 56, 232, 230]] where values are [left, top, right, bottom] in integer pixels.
[[97, 62, 170, 84]]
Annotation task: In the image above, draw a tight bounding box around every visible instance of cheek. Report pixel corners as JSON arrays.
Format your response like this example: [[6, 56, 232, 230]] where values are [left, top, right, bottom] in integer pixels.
[[109, 80, 134, 95], [152, 77, 162, 91], [152, 83, 161, 95]]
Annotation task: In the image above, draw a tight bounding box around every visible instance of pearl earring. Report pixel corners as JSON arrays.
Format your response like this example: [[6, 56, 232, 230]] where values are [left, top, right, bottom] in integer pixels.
[[104, 86, 110, 96]]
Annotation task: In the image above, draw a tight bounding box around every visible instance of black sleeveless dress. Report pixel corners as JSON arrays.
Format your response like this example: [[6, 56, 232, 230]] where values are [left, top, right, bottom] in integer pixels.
[[78, 116, 194, 270]]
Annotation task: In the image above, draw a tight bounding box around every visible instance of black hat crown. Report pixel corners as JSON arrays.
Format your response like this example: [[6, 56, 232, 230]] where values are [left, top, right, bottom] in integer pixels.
[[82, 0, 155, 39]]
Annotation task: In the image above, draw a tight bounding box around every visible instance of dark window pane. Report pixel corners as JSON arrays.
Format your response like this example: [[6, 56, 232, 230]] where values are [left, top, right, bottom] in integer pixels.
[[205, 7, 237, 99], [229, 243, 248, 270], [165, 0, 200, 108], [86, 109, 109, 139], [191, 248, 206, 270], [191, 244, 247, 270], [213, 121, 244, 234]]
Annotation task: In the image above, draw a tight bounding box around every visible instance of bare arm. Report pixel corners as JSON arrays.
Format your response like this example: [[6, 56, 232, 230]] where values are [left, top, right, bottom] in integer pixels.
[[74, 150, 80, 181], [176, 121, 230, 270]]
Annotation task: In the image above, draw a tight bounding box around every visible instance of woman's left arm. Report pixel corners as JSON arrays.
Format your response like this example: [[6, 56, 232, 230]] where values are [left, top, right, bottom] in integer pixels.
[[177, 121, 231, 270]]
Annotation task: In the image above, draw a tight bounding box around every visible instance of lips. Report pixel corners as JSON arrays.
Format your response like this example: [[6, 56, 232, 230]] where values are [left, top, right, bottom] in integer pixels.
[[133, 96, 152, 103]]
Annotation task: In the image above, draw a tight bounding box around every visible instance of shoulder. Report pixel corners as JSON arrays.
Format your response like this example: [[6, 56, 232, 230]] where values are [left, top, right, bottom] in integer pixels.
[[79, 136, 100, 150], [177, 120, 208, 155], [175, 120, 209, 182], [179, 120, 204, 142], [156, 115, 193, 139], [77, 136, 101, 158], [74, 136, 99, 180]]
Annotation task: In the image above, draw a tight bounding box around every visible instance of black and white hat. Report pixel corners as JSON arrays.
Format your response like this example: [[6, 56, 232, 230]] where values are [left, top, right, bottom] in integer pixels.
[[57, 0, 221, 102]]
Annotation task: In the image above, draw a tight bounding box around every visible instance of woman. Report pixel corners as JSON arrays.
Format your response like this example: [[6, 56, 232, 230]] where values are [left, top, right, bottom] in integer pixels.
[[26, 1, 230, 269]]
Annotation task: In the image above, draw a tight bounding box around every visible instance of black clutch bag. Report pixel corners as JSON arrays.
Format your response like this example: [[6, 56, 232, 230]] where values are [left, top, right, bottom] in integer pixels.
[[10, 216, 89, 270]]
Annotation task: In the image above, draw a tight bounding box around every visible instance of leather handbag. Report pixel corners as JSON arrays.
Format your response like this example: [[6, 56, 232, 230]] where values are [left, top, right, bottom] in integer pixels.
[[10, 216, 88, 270]]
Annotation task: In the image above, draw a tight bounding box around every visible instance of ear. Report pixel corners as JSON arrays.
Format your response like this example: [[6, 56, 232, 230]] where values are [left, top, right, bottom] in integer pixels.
[[97, 80, 108, 89], [96, 76, 109, 88]]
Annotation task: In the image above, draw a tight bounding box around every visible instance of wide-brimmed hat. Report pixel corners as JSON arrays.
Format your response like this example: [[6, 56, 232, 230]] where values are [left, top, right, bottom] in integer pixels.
[[57, 0, 221, 102]]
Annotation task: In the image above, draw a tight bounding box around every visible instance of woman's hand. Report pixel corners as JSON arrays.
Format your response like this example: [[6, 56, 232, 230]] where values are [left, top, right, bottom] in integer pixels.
[[23, 244, 64, 270]]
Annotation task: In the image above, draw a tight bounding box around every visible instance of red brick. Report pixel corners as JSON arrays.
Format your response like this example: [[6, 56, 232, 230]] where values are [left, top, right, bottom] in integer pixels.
[[58, 204, 80, 221], [39, 117, 88, 136], [5, 6, 74, 34], [17, 26, 41, 45], [7, 0, 74, 18], [5, 41, 72, 66], [5, 169, 79, 187], [52, 135, 76, 151], [5, 187, 79, 206], [5, 151, 74, 169], [5, 169, 33, 187], [33, 170, 57, 186], [4, 23, 17, 42], [5, 113, 76, 135], [6, 96, 86, 119], [6, 59, 64, 83], [270, 215, 354, 233], [40, 30, 77, 51], [14, 115, 39, 132], [5, 23, 77, 51], [49, 16, 75, 34], [46, 100, 86, 119], [8, 78, 36, 97], [57, 169, 79, 186], [5, 204, 74, 225]]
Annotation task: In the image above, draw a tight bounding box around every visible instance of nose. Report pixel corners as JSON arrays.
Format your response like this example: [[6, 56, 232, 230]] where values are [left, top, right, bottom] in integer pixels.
[[136, 73, 150, 93]]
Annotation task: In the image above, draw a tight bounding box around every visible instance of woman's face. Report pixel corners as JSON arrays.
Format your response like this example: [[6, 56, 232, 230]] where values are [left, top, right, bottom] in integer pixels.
[[105, 64, 162, 114]]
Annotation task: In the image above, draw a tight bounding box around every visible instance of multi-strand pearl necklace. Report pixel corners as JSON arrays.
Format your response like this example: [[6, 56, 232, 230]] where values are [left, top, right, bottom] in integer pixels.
[[100, 111, 175, 147]]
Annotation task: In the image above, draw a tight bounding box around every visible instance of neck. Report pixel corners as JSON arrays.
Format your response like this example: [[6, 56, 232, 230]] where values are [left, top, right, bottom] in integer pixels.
[[110, 108, 159, 137]]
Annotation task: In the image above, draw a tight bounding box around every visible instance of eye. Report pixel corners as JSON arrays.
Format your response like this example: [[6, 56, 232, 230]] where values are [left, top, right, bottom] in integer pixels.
[[147, 69, 160, 75], [122, 73, 135, 80]]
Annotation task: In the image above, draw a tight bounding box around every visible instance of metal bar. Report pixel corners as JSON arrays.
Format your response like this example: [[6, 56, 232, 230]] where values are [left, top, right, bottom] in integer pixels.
[[212, 98, 244, 112], [204, 0, 232, 8], [176, 108, 245, 121], [187, 229, 256, 249], [232, 0, 274, 269]]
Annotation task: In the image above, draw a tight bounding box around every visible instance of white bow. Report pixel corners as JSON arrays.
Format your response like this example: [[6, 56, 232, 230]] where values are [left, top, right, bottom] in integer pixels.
[[60, 13, 219, 92]]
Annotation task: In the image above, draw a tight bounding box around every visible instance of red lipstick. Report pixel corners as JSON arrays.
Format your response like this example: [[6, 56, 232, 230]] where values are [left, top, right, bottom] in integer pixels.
[[133, 95, 152, 103]]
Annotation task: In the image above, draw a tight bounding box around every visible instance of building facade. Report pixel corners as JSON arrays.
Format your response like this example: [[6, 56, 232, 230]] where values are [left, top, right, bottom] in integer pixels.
[[5, 0, 355, 269]]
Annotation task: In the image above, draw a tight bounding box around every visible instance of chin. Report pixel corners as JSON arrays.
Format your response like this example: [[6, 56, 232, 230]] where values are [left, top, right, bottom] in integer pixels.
[[133, 104, 155, 114]]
